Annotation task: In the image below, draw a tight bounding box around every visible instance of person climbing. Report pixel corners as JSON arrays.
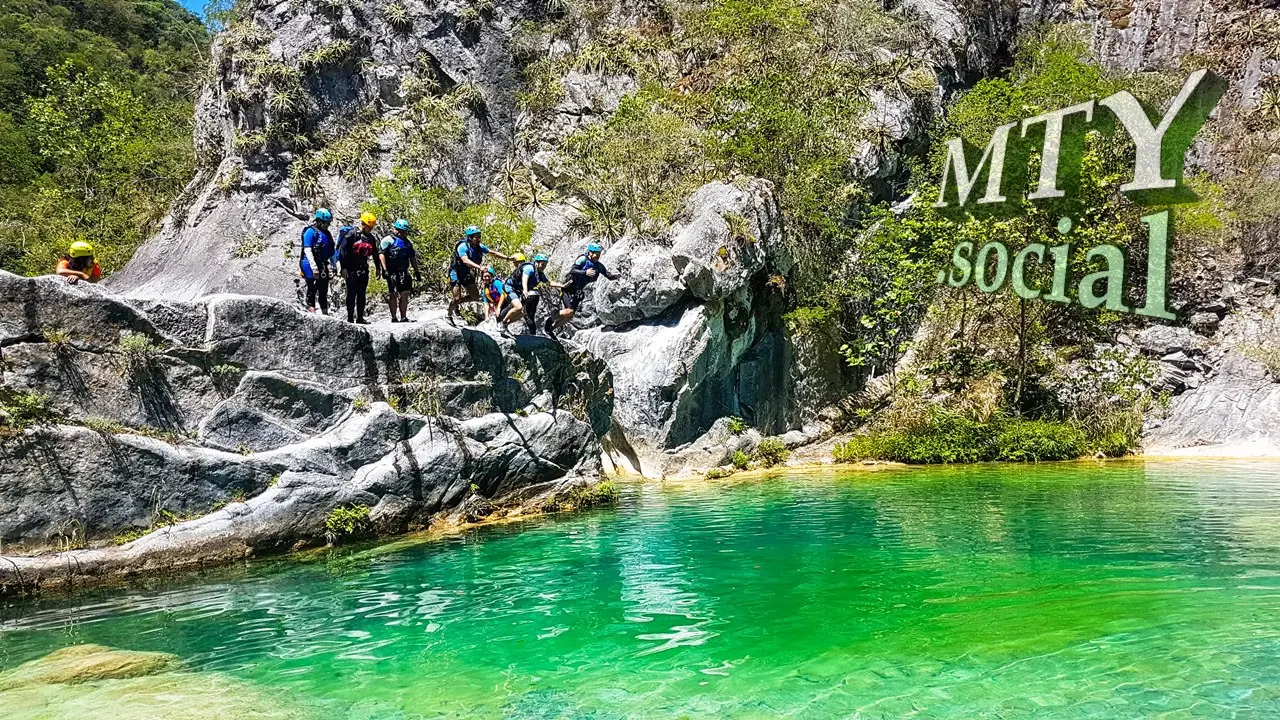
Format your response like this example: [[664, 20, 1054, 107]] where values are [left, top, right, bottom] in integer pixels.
[[499, 252, 528, 332], [300, 208, 336, 315], [336, 212, 378, 324], [479, 266, 516, 336], [55, 241, 101, 285], [545, 242, 617, 339], [447, 225, 513, 326], [377, 218, 422, 323], [517, 253, 563, 336]]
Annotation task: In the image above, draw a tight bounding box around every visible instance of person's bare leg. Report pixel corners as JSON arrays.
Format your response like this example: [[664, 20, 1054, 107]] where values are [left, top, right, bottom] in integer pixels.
[[398, 292, 410, 321]]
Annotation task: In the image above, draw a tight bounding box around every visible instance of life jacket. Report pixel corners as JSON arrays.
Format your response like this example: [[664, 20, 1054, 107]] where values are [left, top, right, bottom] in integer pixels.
[[510, 261, 543, 294], [382, 235, 412, 270], [301, 224, 335, 264], [453, 240, 487, 271], [483, 278, 506, 305], [562, 254, 598, 292]]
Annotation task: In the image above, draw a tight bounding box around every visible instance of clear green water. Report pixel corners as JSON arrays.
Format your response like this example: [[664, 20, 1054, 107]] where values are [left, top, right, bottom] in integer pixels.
[[6, 461, 1280, 718]]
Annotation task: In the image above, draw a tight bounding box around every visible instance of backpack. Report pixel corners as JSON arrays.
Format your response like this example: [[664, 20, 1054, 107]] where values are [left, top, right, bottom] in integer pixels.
[[337, 226, 374, 261]]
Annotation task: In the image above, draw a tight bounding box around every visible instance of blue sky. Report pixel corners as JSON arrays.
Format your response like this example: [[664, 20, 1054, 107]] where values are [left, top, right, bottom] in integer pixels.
[[178, 0, 206, 18]]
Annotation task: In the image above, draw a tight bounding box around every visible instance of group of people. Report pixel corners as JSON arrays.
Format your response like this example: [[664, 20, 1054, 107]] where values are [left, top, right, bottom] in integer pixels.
[[49, 207, 618, 340], [300, 207, 618, 338], [299, 208, 422, 324]]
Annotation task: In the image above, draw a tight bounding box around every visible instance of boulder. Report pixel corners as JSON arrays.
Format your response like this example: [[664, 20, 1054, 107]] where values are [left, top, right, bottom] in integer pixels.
[[669, 181, 783, 302], [588, 236, 687, 326]]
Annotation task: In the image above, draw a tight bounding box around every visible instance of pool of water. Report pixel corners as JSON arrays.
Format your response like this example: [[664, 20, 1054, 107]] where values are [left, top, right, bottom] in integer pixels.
[[6, 461, 1280, 718]]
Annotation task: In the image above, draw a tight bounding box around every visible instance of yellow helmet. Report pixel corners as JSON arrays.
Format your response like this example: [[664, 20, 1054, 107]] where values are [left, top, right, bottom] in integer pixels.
[[359, 212, 377, 227], [512, 252, 527, 262], [69, 241, 94, 258]]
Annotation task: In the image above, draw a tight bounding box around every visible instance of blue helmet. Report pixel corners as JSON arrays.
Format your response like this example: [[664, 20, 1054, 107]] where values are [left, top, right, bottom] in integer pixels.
[[533, 253, 549, 262], [393, 218, 411, 232], [586, 242, 603, 253], [464, 225, 482, 238], [314, 208, 332, 222]]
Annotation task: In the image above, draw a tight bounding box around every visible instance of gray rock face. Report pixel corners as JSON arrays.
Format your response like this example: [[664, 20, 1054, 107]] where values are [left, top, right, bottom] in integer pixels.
[[558, 179, 833, 476], [0, 406, 599, 594], [0, 270, 611, 564], [1144, 308, 1280, 455], [199, 371, 352, 452]]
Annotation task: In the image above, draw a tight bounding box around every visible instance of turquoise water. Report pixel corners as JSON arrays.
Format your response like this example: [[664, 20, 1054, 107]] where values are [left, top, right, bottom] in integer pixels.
[[6, 461, 1280, 718]]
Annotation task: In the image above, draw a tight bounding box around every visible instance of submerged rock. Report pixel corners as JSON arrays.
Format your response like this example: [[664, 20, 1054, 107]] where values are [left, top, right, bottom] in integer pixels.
[[0, 656, 310, 719], [0, 644, 180, 690]]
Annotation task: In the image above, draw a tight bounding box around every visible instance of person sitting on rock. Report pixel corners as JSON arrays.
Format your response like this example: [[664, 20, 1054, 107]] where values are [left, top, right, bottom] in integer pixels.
[[300, 208, 336, 315], [500, 253, 529, 325], [56, 241, 101, 285], [336, 212, 378, 324], [378, 219, 422, 323], [517, 253, 564, 336], [545, 242, 617, 339], [479, 266, 517, 337], [447, 225, 513, 326]]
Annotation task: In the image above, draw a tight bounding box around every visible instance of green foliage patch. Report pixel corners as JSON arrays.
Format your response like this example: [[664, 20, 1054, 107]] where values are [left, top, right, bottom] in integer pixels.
[[367, 173, 533, 293], [752, 438, 790, 467], [0, 0, 208, 276], [833, 409, 1119, 465], [325, 505, 372, 539], [0, 390, 59, 434]]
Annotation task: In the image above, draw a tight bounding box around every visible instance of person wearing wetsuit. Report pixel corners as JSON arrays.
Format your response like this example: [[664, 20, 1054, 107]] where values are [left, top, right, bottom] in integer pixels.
[[514, 253, 563, 336], [447, 225, 512, 326], [336, 212, 378, 324], [545, 242, 618, 338], [300, 208, 336, 314]]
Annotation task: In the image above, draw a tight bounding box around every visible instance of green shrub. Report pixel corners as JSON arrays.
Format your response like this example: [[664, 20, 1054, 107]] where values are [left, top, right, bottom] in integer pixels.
[[833, 409, 1099, 464], [83, 417, 128, 435], [117, 332, 163, 366], [367, 174, 533, 293], [890, 411, 997, 464], [994, 420, 1087, 462], [325, 505, 372, 539], [833, 434, 896, 463], [231, 234, 267, 259], [753, 438, 790, 467], [726, 416, 749, 434], [112, 527, 150, 546], [705, 467, 735, 479], [731, 450, 751, 470], [565, 480, 620, 508], [1087, 430, 1134, 458], [0, 391, 60, 433], [42, 328, 71, 346]]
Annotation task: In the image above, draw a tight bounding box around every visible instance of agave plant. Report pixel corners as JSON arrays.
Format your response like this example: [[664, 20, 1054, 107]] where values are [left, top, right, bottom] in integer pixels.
[[385, 3, 412, 30], [266, 90, 301, 115], [1257, 89, 1280, 123]]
